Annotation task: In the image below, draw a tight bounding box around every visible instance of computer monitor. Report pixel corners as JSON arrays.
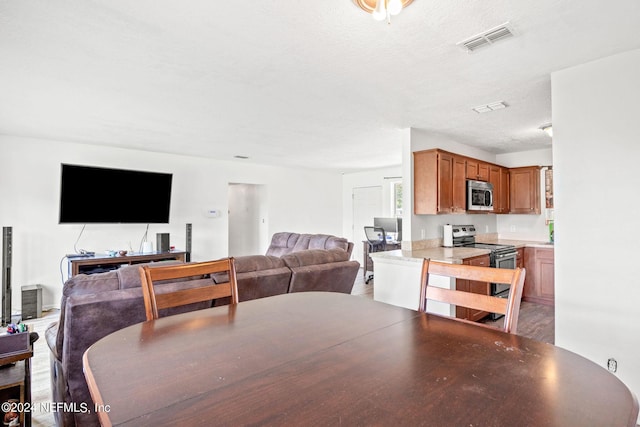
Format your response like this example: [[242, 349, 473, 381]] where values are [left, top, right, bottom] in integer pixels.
[[373, 217, 402, 242]]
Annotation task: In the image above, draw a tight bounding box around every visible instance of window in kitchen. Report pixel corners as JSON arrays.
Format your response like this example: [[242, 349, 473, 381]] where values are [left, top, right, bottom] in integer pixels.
[[393, 181, 403, 217]]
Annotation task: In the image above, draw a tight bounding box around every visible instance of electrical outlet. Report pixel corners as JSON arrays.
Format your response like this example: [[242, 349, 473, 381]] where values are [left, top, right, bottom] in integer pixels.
[[607, 358, 617, 373], [421, 229, 426, 239], [510, 225, 516, 232]]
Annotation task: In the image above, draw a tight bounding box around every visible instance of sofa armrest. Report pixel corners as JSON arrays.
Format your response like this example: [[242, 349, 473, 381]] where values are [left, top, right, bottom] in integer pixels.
[[287, 260, 360, 294], [62, 289, 148, 402], [45, 321, 60, 361]]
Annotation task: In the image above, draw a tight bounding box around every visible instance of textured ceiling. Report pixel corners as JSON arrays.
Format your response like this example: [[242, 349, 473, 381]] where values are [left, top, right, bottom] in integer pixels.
[[1, 0, 640, 171]]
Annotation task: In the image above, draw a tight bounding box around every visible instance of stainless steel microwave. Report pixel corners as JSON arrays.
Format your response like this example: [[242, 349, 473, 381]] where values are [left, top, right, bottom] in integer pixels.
[[467, 180, 493, 211]]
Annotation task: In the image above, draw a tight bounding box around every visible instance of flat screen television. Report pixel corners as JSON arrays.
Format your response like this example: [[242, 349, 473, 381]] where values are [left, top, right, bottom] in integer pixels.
[[59, 164, 173, 224]]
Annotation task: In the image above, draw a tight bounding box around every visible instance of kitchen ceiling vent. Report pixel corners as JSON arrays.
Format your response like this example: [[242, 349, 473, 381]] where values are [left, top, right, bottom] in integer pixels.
[[457, 22, 515, 53], [472, 101, 508, 114]]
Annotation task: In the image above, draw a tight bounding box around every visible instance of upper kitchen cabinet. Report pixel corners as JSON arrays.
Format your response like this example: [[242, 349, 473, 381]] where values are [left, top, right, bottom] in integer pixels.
[[414, 148, 543, 215], [466, 159, 489, 181], [500, 167, 510, 213], [414, 149, 466, 214], [510, 166, 541, 214], [489, 165, 510, 214]]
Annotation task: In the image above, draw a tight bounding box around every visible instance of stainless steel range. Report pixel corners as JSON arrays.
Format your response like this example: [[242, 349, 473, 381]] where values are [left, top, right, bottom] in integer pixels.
[[449, 225, 517, 320]]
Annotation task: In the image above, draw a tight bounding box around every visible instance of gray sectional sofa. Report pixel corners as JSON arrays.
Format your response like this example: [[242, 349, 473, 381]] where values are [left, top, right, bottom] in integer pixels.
[[45, 232, 359, 426]]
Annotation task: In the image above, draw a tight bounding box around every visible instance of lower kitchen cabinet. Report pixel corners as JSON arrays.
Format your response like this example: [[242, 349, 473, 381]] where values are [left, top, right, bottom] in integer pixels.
[[516, 248, 524, 269], [523, 247, 555, 306], [456, 254, 491, 321]]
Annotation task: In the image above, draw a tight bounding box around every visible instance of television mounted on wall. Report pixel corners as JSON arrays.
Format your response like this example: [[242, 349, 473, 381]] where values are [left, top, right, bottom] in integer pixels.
[[59, 164, 173, 224]]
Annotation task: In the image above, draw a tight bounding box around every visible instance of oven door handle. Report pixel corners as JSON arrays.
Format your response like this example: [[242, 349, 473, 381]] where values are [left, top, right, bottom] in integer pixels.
[[495, 252, 517, 259]]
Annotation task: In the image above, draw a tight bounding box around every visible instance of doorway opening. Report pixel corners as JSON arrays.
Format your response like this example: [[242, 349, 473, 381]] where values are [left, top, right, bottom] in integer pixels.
[[228, 183, 268, 257]]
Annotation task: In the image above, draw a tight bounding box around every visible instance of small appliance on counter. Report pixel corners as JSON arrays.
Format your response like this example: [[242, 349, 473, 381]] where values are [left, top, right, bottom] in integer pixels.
[[443, 224, 453, 247]]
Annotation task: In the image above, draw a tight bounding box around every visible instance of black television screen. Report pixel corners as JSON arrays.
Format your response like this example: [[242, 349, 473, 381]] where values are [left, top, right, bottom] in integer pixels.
[[59, 164, 173, 224]]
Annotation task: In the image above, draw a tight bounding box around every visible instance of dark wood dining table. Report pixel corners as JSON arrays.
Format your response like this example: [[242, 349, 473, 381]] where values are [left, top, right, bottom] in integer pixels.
[[83, 292, 639, 426]]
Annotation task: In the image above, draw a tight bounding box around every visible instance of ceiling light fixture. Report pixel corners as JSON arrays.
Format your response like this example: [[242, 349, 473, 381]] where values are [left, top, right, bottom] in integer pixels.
[[353, 0, 414, 24], [539, 123, 553, 137]]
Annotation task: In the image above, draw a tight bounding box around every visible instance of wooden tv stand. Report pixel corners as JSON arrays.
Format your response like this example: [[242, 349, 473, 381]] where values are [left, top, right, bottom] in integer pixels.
[[68, 251, 187, 277]]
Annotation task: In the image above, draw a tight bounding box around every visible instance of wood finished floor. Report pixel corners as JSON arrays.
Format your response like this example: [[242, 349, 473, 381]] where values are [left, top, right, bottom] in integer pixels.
[[351, 269, 555, 344], [22, 269, 553, 426], [9, 308, 59, 427]]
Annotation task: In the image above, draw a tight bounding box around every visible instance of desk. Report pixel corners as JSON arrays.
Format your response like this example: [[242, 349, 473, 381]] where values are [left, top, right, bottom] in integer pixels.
[[68, 251, 187, 277], [83, 293, 639, 426], [362, 240, 401, 278]]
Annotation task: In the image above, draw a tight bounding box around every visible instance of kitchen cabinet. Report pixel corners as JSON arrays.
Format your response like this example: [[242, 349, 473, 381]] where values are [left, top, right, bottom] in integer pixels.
[[414, 149, 466, 214], [466, 159, 489, 181], [500, 168, 510, 213], [413, 148, 542, 215], [523, 247, 554, 306], [516, 248, 524, 269], [452, 156, 466, 213], [456, 254, 491, 321], [489, 165, 510, 213], [510, 166, 541, 214]]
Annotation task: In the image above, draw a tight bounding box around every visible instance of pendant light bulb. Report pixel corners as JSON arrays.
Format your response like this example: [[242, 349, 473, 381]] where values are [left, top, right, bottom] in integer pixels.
[[372, 0, 387, 21], [387, 0, 403, 15]]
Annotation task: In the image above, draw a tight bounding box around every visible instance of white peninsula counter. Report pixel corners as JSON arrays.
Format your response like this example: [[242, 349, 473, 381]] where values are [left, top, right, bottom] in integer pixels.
[[369, 246, 491, 313]]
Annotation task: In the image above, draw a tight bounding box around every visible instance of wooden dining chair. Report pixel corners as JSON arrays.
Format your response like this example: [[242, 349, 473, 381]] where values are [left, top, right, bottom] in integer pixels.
[[139, 258, 239, 321], [419, 259, 526, 334]]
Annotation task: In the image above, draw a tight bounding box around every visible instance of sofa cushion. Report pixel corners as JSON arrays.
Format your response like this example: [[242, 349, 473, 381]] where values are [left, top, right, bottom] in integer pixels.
[[281, 248, 350, 268], [266, 232, 351, 257], [265, 232, 300, 257], [212, 255, 290, 305], [317, 235, 350, 252], [234, 255, 286, 272], [63, 270, 120, 296], [117, 263, 147, 289], [118, 260, 185, 289]]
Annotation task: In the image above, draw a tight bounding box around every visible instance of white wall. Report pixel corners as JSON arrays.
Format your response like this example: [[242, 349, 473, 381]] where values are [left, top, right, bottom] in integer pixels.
[[342, 165, 403, 250], [496, 149, 553, 241], [0, 136, 344, 311], [552, 48, 640, 409]]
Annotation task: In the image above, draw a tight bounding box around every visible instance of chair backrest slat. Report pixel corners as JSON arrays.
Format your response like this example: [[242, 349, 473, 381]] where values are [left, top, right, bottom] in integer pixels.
[[419, 259, 525, 334], [425, 287, 509, 314], [140, 258, 238, 321]]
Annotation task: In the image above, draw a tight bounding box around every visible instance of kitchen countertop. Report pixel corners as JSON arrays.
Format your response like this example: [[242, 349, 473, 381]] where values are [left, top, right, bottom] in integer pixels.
[[476, 238, 555, 249], [369, 247, 490, 265], [369, 239, 553, 264]]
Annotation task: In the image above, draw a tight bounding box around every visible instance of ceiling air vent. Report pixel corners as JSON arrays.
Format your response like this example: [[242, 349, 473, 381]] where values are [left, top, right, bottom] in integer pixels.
[[457, 22, 514, 53], [472, 101, 508, 114]]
